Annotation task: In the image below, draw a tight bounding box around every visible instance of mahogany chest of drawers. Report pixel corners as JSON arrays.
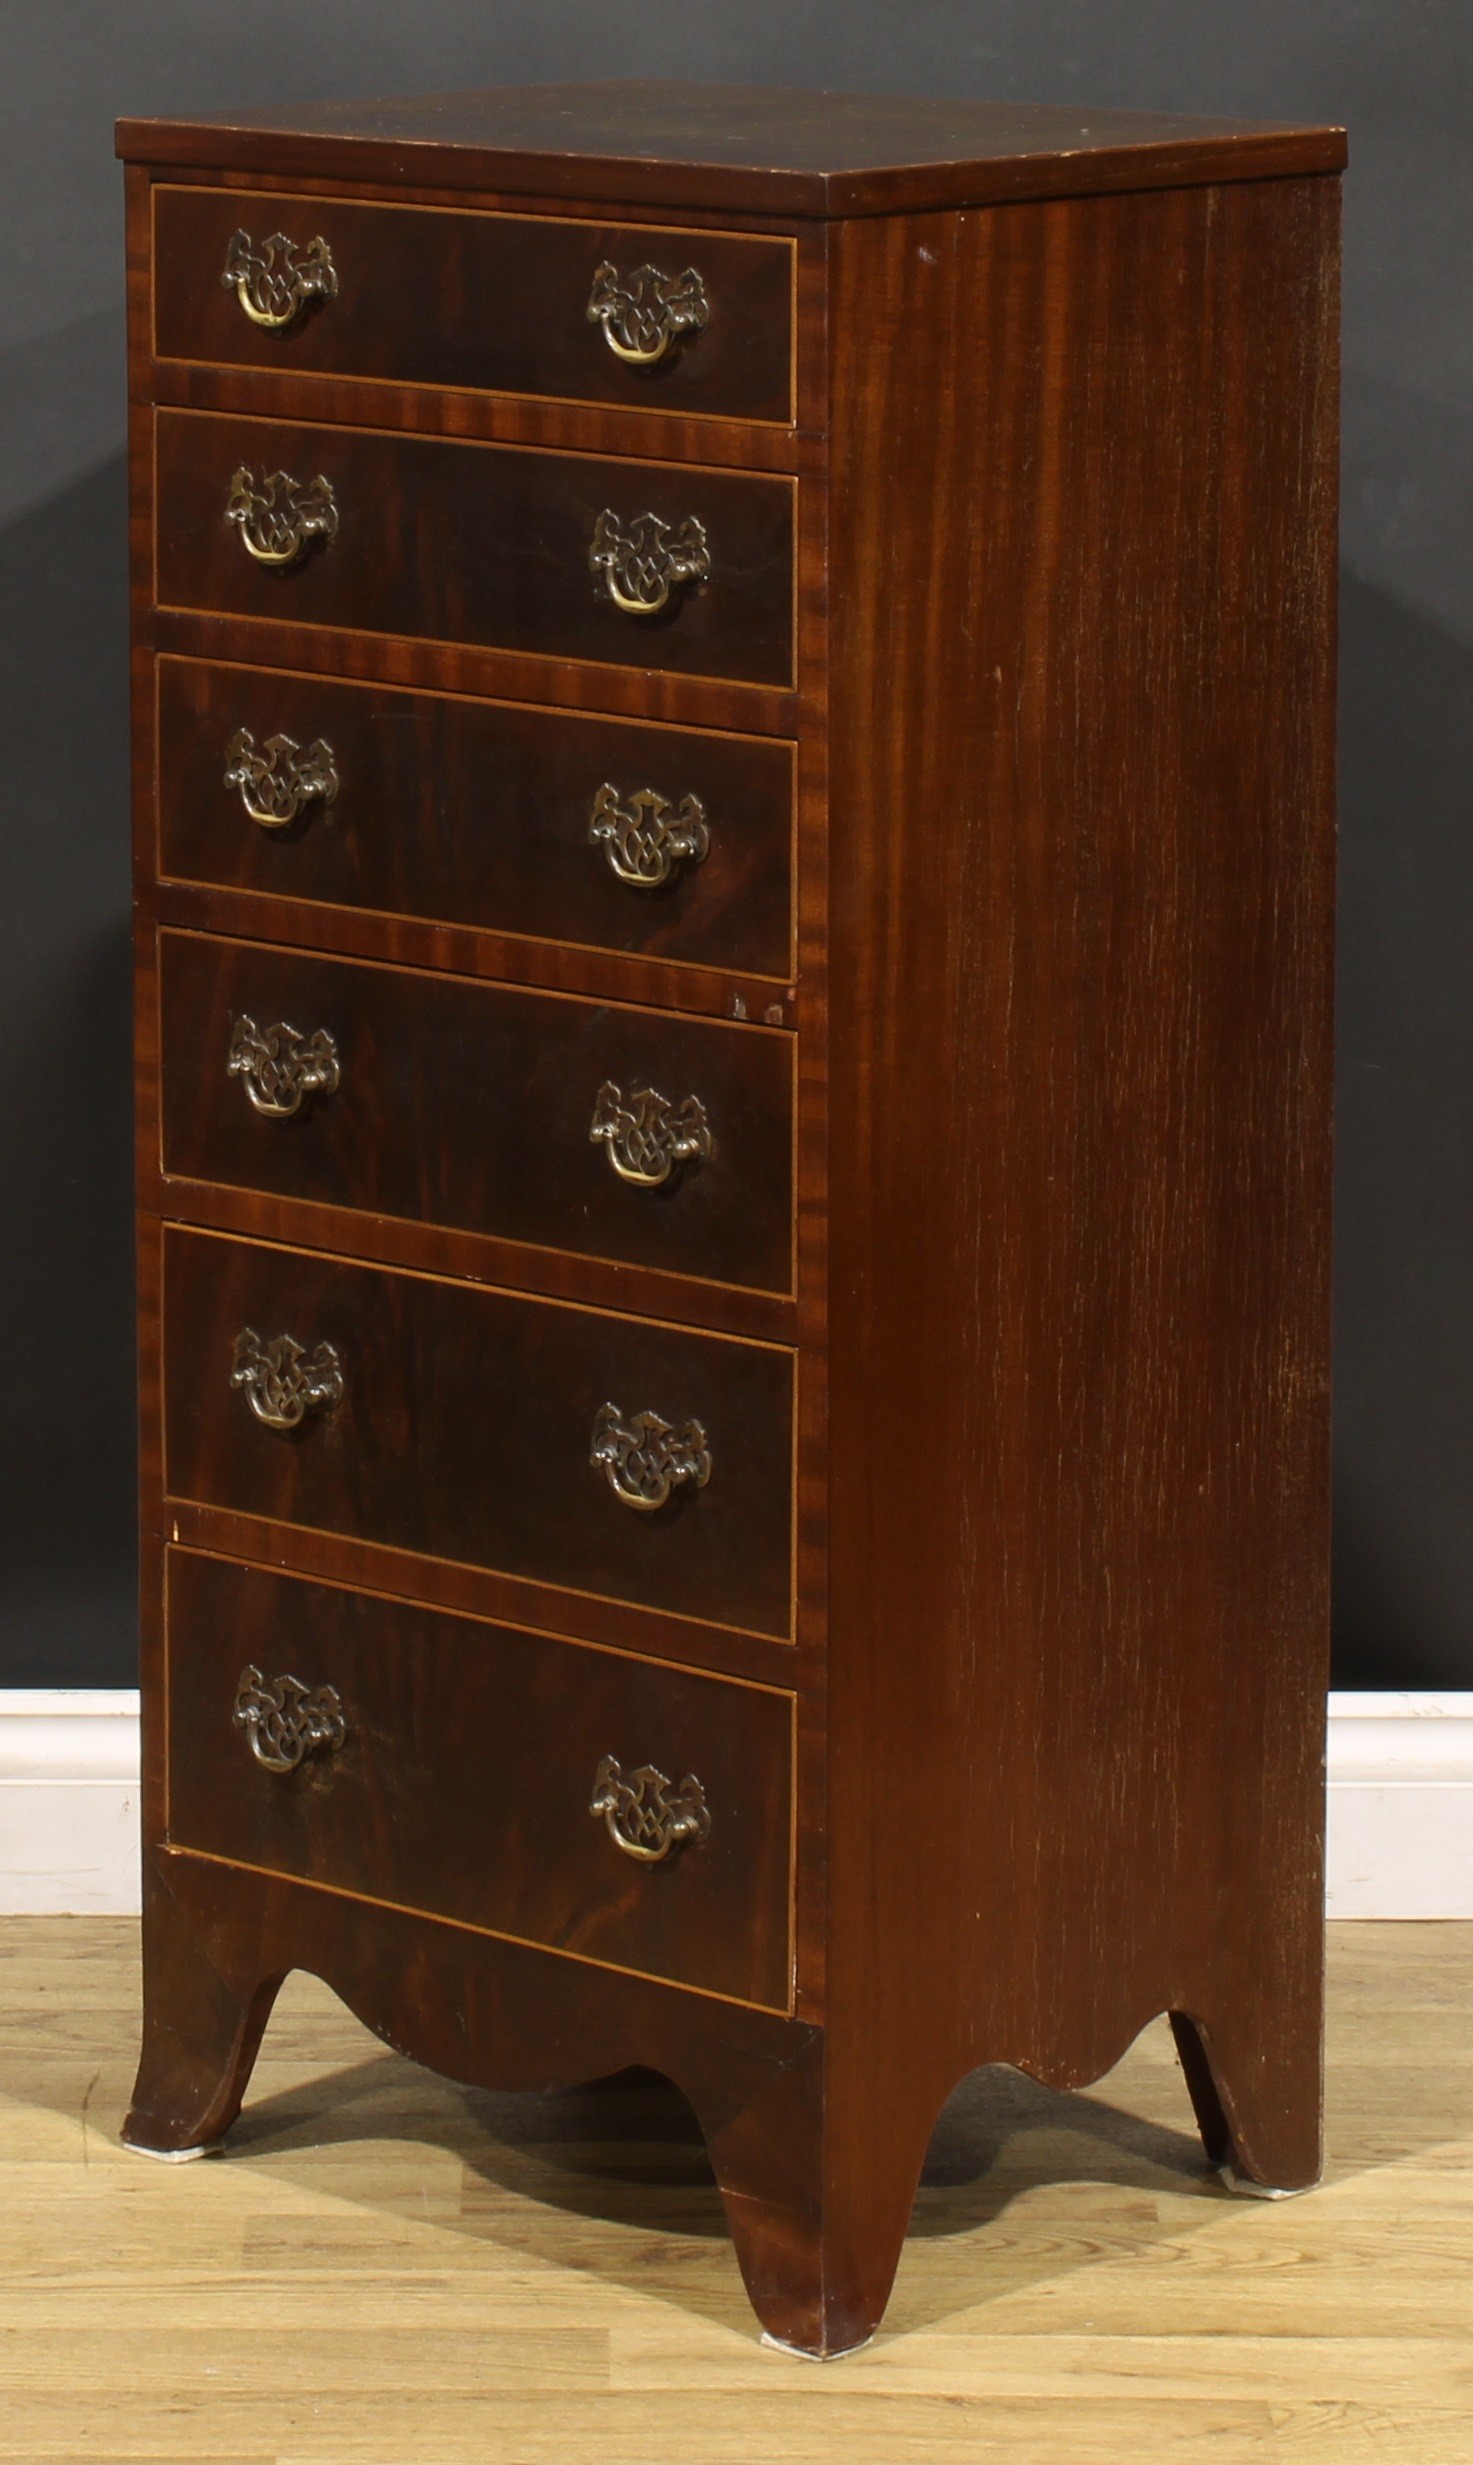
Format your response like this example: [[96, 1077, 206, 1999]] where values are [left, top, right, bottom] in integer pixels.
[[115, 84, 1344, 2356]]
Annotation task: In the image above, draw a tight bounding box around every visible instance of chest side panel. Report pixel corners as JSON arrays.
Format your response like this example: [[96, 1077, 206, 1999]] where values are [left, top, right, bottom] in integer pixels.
[[823, 177, 1340, 2102]]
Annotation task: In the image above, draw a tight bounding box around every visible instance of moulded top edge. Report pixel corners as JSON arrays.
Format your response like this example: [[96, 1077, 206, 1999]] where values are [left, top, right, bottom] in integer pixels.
[[115, 80, 1348, 219]]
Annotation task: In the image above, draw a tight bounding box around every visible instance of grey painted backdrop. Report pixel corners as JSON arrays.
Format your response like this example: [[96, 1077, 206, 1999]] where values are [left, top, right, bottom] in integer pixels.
[[1, 2, 1468, 1685]]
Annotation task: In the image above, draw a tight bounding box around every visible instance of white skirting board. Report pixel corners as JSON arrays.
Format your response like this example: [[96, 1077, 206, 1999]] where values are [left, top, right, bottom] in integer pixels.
[[1325, 1692, 1473, 1918], [0, 1691, 142, 1915], [0, 1689, 1469, 1918]]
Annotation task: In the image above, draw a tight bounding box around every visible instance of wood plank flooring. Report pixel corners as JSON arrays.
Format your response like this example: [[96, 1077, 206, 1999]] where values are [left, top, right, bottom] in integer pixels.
[[0, 1919, 1468, 2460]]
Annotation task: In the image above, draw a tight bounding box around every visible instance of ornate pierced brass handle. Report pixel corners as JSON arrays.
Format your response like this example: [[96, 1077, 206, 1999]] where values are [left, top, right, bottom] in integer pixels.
[[233, 1665, 346, 1773], [225, 728, 339, 829], [589, 1755, 710, 1862], [591, 1402, 711, 1511], [230, 1329, 343, 1430], [588, 783, 709, 889], [228, 1015, 340, 1119], [226, 464, 339, 566], [586, 261, 710, 366], [590, 509, 709, 617], [222, 229, 338, 330], [590, 1081, 711, 1188]]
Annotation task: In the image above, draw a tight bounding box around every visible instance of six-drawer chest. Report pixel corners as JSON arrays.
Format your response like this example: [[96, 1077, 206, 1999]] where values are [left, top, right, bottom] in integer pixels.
[[114, 84, 1345, 2356]]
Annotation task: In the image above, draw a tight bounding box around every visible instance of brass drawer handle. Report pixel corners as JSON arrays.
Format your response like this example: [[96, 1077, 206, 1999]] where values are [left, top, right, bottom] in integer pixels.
[[225, 728, 339, 830], [586, 260, 710, 366], [590, 509, 709, 617], [233, 1665, 346, 1773], [226, 464, 339, 567], [222, 228, 338, 330], [589, 783, 709, 889], [591, 1402, 711, 1512], [230, 1328, 344, 1430], [590, 1755, 710, 1862], [590, 1080, 711, 1188], [227, 1015, 341, 1119]]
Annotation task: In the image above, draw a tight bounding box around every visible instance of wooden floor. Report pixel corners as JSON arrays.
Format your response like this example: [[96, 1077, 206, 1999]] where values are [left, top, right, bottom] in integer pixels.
[[0, 1920, 1468, 2461]]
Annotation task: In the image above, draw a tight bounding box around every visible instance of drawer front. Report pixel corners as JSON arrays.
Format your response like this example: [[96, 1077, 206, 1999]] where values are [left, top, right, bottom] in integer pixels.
[[159, 928, 795, 1293], [163, 1228, 794, 1638], [155, 410, 794, 689], [157, 657, 795, 979], [154, 186, 795, 426], [166, 1550, 794, 2008]]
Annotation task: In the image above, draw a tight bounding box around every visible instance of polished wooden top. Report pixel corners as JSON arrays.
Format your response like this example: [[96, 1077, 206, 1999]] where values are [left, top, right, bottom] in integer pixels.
[[115, 80, 1346, 215]]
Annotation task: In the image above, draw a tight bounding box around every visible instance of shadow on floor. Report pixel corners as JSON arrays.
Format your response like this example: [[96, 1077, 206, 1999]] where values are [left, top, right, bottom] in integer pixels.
[[12, 1922, 1469, 2346], [213, 2018, 1234, 2339]]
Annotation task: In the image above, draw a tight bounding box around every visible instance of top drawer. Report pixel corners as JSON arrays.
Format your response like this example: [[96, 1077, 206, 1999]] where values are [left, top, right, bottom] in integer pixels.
[[152, 186, 795, 426]]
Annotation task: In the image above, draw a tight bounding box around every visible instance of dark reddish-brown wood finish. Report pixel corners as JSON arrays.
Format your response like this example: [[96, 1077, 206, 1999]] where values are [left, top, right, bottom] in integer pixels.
[[119, 91, 1341, 2361], [165, 1549, 795, 2009], [152, 599, 805, 745], [156, 927, 795, 1290], [118, 82, 1347, 217], [154, 184, 795, 423], [157, 654, 795, 979], [161, 1224, 796, 1636], [155, 407, 796, 686], [814, 172, 1340, 2342]]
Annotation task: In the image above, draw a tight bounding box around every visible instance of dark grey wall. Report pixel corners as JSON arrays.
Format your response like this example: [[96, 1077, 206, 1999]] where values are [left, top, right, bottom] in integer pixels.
[[1, 3, 1468, 1686]]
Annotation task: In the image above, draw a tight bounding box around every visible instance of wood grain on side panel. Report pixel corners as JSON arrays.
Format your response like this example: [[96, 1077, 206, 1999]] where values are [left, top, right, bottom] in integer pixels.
[[823, 177, 1339, 2154]]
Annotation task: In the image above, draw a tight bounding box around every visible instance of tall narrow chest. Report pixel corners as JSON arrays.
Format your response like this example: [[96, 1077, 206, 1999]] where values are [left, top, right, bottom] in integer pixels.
[[116, 83, 1344, 2355]]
